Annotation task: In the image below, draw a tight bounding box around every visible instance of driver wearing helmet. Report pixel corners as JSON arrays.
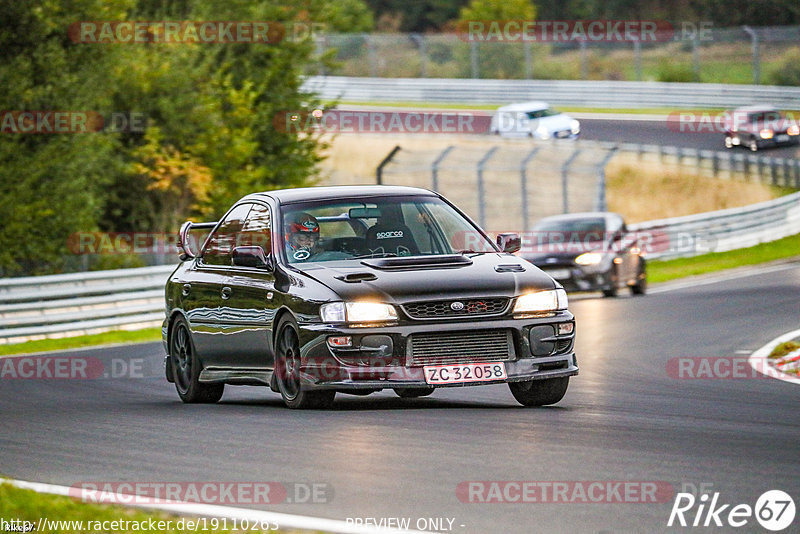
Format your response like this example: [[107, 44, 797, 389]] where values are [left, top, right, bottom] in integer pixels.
[[285, 212, 321, 262]]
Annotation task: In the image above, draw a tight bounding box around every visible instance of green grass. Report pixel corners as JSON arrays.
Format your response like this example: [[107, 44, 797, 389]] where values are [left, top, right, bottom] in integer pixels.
[[648, 233, 800, 284], [0, 328, 162, 357], [0, 482, 306, 533]]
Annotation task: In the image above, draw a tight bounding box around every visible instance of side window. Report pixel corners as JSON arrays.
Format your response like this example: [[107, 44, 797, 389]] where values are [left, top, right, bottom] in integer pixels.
[[202, 203, 253, 266], [240, 204, 272, 256]]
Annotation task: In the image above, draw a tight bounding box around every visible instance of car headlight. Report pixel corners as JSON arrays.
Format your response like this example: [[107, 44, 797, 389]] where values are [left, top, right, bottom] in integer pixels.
[[535, 124, 550, 139], [320, 301, 398, 324], [760, 129, 774, 139], [570, 119, 580, 135], [575, 252, 604, 265], [513, 289, 568, 314], [788, 125, 799, 136]]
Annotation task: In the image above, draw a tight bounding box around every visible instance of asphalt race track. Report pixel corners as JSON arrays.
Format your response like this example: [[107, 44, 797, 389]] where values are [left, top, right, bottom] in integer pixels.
[[571, 117, 800, 158], [2, 264, 799, 533]]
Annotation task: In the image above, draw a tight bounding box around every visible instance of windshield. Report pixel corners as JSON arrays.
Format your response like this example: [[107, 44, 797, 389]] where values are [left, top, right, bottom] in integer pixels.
[[526, 108, 560, 119], [532, 218, 607, 244], [280, 195, 495, 264]]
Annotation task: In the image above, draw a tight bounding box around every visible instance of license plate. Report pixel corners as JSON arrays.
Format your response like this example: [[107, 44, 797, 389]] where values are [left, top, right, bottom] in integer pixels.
[[423, 362, 507, 385], [544, 268, 570, 280], [776, 134, 790, 142]]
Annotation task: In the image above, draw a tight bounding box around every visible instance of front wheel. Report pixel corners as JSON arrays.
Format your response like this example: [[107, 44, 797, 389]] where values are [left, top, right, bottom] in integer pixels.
[[724, 136, 734, 149], [274, 316, 335, 409], [170, 318, 224, 403], [509, 377, 569, 407], [601, 265, 618, 298], [749, 137, 759, 152], [630, 259, 647, 296]]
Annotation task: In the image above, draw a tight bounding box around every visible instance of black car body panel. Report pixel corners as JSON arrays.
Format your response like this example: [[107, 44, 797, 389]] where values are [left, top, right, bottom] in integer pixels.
[[163, 186, 578, 407]]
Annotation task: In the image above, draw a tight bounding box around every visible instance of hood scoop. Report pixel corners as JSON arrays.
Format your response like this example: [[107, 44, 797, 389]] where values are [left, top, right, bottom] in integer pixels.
[[495, 264, 526, 273], [361, 254, 473, 271], [335, 272, 378, 283]]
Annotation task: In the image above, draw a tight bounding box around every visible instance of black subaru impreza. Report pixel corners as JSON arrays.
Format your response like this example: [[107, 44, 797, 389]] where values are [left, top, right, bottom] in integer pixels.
[[163, 186, 578, 409]]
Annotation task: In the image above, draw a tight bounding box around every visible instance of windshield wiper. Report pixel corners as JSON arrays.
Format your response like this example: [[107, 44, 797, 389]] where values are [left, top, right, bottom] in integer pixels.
[[457, 250, 490, 256]]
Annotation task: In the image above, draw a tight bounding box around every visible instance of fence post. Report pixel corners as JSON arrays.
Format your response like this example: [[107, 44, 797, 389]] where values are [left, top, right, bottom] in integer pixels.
[[579, 40, 588, 80], [413, 34, 427, 78], [795, 159, 800, 188], [633, 40, 642, 81], [470, 41, 479, 78], [692, 35, 700, 82], [367, 34, 378, 77], [595, 147, 617, 212], [562, 149, 582, 214], [477, 147, 499, 228], [712, 152, 719, 177], [520, 147, 541, 230], [376, 145, 401, 185], [524, 41, 533, 79], [743, 26, 760, 84], [316, 35, 328, 76], [431, 146, 454, 191]]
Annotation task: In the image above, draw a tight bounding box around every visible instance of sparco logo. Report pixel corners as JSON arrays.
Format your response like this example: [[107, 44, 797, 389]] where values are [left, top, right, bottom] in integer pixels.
[[376, 231, 403, 239]]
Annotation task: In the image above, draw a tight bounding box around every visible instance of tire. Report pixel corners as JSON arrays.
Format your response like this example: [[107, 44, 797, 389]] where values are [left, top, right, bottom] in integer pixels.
[[724, 136, 733, 149], [509, 377, 569, 406], [630, 259, 647, 296], [274, 316, 335, 409], [170, 317, 224, 404], [601, 266, 618, 298], [393, 387, 435, 398], [749, 137, 759, 152]]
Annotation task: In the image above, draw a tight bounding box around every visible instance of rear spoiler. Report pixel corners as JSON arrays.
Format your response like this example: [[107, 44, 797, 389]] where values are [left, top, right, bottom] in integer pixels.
[[178, 221, 217, 261]]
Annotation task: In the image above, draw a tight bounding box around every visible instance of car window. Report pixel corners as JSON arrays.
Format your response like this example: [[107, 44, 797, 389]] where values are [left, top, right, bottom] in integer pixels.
[[526, 108, 559, 120], [201, 203, 253, 266], [533, 218, 607, 243], [239, 203, 272, 257]]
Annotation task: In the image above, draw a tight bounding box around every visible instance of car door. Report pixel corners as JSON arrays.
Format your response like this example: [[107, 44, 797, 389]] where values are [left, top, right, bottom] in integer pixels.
[[185, 202, 253, 368], [216, 202, 277, 370]]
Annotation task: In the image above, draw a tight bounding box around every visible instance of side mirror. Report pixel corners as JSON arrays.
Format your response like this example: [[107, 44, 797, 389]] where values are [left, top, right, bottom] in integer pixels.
[[496, 233, 521, 254], [232, 246, 272, 269]]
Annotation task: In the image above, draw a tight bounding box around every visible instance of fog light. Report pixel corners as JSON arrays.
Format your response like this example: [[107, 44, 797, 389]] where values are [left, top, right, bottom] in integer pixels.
[[558, 322, 574, 335], [327, 336, 352, 348]]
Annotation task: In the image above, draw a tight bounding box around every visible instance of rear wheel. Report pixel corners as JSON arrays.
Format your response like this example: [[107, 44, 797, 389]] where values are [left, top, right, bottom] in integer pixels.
[[170, 318, 224, 403], [749, 137, 759, 152], [509, 377, 569, 406], [630, 259, 647, 296], [393, 387, 435, 398], [274, 316, 335, 409]]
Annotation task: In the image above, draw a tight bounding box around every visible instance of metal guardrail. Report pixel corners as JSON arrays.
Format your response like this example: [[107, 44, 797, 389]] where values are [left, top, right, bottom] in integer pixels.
[[630, 190, 800, 260], [302, 76, 800, 109], [0, 265, 175, 344]]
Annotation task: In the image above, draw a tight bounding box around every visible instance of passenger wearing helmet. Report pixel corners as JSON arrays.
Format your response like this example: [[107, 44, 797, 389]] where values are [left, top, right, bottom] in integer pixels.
[[285, 212, 320, 262]]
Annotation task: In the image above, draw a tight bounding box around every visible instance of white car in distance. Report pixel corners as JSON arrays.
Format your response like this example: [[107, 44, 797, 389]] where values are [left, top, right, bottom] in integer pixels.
[[490, 101, 580, 140]]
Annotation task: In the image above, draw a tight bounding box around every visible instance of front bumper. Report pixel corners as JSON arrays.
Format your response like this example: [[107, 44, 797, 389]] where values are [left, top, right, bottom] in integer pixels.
[[294, 313, 578, 391]]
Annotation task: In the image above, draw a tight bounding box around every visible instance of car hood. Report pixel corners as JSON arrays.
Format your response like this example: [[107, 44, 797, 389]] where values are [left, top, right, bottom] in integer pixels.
[[291, 253, 557, 304]]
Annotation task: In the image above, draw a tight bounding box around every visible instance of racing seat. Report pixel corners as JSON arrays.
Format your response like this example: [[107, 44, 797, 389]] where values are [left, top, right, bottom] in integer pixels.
[[365, 220, 419, 257]]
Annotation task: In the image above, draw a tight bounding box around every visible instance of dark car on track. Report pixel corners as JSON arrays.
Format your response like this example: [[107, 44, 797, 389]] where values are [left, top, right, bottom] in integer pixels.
[[163, 186, 578, 409], [518, 212, 646, 297], [723, 105, 799, 151]]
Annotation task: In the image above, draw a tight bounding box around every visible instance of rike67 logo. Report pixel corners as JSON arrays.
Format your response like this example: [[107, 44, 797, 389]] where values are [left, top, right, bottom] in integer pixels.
[[668, 490, 795, 531]]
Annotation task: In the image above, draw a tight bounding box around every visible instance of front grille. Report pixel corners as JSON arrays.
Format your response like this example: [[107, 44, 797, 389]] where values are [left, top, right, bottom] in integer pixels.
[[408, 329, 514, 366], [402, 298, 509, 320]]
